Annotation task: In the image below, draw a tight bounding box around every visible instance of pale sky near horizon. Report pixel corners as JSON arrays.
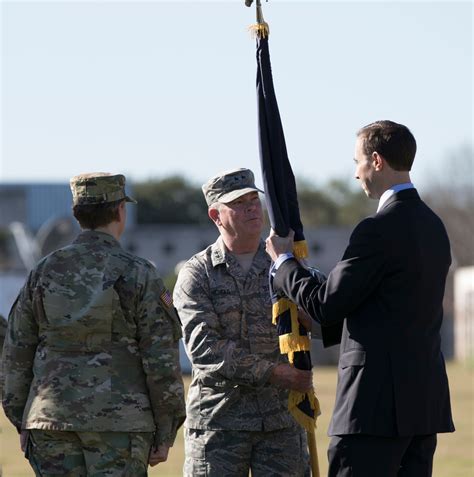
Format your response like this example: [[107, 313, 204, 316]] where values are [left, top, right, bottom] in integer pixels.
[[1, 0, 472, 192]]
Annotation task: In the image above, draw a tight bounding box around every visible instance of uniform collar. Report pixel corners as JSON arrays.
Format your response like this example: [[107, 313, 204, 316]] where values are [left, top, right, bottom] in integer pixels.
[[211, 236, 270, 272], [73, 230, 122, 248]]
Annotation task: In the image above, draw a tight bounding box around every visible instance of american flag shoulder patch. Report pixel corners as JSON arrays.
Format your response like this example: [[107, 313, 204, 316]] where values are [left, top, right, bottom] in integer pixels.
[[160, 289, 173, 308]]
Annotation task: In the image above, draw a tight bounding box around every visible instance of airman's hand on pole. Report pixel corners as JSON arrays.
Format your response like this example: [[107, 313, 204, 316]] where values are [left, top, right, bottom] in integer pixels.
[[269, 364, 313, 393]]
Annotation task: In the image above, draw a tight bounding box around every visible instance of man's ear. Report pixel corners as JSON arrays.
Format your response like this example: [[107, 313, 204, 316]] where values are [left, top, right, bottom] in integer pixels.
[[372, 152, 384, 171], [118, 200, 126, 216], [208, 207, 221, 226]]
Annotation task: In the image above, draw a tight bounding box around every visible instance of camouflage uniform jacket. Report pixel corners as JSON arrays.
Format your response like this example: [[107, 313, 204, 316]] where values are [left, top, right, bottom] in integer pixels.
[[2, 231, 185, 446], [174, 237, 295, 431]]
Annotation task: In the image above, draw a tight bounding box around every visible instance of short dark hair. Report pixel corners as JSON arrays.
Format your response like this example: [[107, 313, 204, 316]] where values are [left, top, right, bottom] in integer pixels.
[[73, 199, 123, 229], [357, 120, 417, 171]]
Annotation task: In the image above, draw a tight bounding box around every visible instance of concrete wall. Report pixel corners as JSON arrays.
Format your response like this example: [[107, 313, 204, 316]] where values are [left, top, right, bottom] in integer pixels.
[[123, 224, 353, 278], [0, 272, 27, 318], [454, 266, 474, 363]]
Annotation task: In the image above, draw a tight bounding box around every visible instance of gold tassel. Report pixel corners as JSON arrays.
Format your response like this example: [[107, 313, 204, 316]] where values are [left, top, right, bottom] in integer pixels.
[[279, 299, 311, 353], [279, 333, 311, 354], [272, 297, 295, 325], [288, 389, 321, 414], [248, 22, 270, 39], [291, 405, 320, 432], [288, 390, 322, 432], [293, 240, 309, 259], [273, 297, 311, 353]]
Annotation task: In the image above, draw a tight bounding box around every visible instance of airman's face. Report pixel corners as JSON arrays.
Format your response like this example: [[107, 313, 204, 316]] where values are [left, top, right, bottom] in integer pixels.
[[217, 192, 263, 239]]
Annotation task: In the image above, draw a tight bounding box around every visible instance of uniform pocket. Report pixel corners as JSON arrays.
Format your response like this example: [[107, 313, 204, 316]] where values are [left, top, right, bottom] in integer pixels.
[[198, 381, 241, 419], [124, 432, 153, 477], [184, 428, 206, 460]]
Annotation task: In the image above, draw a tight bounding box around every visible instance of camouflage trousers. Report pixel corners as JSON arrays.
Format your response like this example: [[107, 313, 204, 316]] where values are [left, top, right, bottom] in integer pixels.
[[184, 426, 310, 477], [25, 430, 153, 477]]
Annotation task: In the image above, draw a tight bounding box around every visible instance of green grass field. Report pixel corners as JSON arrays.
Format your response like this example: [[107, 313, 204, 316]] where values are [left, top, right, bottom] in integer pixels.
[[1, 362, 472, 476]]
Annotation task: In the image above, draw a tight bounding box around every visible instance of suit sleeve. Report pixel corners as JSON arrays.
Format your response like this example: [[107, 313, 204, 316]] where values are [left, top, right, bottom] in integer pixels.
[[173, 263, 276, 388], [274, 217, 386, 328], [2, 273, 38, 432], [136, 267, 186, 447]]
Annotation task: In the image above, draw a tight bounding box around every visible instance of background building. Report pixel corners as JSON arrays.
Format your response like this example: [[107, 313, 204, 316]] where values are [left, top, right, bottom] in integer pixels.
[[0, 183, 137, 231]]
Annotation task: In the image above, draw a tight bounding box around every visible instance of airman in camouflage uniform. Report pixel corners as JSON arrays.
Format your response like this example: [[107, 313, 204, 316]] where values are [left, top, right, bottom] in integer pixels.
[[2, 173, 185, 476], [174, 168, 312, 477]]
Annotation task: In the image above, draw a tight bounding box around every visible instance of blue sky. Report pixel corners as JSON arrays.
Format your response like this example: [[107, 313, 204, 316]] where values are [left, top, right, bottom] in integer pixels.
[[1, 0, 472, 192]]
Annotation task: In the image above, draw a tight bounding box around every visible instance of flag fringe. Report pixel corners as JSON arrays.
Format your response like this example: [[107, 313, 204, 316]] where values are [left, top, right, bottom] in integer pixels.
[[291, 407, 318, 432], [272, 297, 297, 325], [293, 240, 309, 259], [273, 297, 311, 355], [288, 390, 322, 432], [248, 22, 270, 39], [279, 333, 311, 354]]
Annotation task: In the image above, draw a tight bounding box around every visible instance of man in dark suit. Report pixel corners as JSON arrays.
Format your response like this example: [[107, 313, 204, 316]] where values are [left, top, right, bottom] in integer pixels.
[[265, 120, 455, 477]]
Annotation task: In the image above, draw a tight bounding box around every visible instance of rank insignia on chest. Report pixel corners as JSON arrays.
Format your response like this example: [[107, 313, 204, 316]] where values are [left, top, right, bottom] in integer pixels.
[[160, 289, 173, 308]]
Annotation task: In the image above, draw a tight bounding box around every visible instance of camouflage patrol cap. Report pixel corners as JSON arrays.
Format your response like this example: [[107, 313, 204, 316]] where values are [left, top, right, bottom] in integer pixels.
[[202, 168, 264, 206], [70, 172, 137, 206]]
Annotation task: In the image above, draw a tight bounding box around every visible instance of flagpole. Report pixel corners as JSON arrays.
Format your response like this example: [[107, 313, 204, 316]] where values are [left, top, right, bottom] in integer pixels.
[[246, 2, 320, 476], [307, 429, 320, 477]]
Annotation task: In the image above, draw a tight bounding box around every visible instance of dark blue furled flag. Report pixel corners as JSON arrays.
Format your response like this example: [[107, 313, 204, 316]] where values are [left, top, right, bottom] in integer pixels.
[[248, 2, 321, 475], [256, 37, 305, 243]]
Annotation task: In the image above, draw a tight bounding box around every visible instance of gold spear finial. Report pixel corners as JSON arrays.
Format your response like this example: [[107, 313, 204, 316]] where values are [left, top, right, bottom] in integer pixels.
[[247, 0, 270, 39]]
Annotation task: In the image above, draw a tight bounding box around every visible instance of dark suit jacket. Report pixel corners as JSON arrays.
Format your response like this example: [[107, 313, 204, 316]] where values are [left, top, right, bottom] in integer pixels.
[[273, 189, 455, 437]]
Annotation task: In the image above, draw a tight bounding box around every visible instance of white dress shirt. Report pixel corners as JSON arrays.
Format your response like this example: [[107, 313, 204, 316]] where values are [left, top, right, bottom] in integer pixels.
[[377, 182, 415, 212]]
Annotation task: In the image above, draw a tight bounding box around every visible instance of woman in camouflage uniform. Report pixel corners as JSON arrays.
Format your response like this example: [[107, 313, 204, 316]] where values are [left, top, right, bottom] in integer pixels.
[[2, 173, 185, 476]]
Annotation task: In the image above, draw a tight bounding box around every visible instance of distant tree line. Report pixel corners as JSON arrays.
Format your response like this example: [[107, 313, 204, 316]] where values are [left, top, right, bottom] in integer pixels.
[[423, 145, 473, 267], [134, 145, 473, 267], [134, 176, 374, 228], [135, 176, 209, 225]]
